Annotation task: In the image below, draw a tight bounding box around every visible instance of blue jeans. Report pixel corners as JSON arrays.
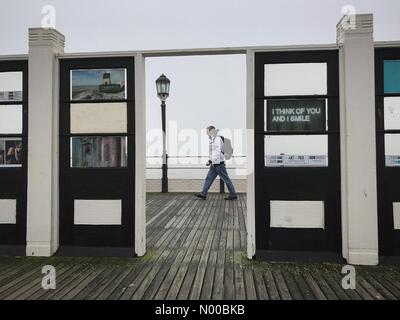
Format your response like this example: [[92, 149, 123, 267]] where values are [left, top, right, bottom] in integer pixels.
[[201, 163, 237, 197]]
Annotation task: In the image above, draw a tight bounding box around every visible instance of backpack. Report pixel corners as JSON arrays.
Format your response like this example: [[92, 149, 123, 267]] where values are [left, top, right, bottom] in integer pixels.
[[219, 136, 233, 160]]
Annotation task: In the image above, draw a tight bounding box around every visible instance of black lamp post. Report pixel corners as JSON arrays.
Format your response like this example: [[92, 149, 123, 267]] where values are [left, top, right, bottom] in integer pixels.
[[155, 74, 170, 193]]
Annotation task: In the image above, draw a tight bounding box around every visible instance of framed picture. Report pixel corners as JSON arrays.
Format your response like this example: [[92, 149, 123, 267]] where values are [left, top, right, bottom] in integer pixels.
[[0, 71, 23, 102], [70, 136, 127, 168], [70, 69, 126, 101], [0, 140, 4, 165], [0, 138, 23, 167]]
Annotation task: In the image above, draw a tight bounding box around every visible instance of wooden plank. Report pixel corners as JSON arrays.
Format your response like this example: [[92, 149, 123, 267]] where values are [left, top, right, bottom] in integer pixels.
[[212, 206, 228, 300], [72, 266, 116, 300], [234, 266, 246, 300], [189, 209, 218, 300], [304, 274, 327, 300], [357, 276, 385, 300], [292, 273, 315, 300], [0, 263, 43, 297], [153, 206, 206, 300], [199, 250, 218, 300], [272, 270, 292, 300], [373, 272, 400, 299], [321, 273, 351, 300], [95, 263, 140, 300], [362, 271, 397, 300], [41, 263, 96, 300], [199, 197, 226, 300], [282, 270, 303, 300], [164, 204, 212, 299], [141, 250, 180, 300], [128, 250, 172, 300], [330, 271, 362, 300], [166, 229, 203, 299], [6, 194, 400, 302], [263, 270, 280, 300], [83, 266, 130, 300], [243, 269, 257, 300], [26, 263, 85, 300], [61, 266, 107, 300], [3, 263, 70, 300], [125, 198, 206, 300], [253, 269, 269, 300], [177, 249, 203, 300], [0, 260, 43, 288], [311, 273, 339, 300]]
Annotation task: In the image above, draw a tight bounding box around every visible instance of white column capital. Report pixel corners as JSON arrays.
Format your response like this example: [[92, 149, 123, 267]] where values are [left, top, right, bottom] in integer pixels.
[[336, 14, 373, 43], [28, 28, 65, 53]]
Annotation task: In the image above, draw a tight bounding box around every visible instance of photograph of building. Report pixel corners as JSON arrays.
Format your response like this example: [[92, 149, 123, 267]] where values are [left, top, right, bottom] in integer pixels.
[[0, 0, 399, 305]]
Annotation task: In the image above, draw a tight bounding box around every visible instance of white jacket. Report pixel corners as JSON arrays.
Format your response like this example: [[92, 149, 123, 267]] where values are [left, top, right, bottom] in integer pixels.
[[209, 135, 225, 164]]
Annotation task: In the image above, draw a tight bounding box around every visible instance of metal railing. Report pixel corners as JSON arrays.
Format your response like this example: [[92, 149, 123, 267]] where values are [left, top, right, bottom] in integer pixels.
[[146, 155, 247, 193]]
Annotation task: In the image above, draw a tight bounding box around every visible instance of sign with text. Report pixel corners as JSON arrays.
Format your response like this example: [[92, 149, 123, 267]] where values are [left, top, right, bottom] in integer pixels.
[[267, 99, 326, 132]]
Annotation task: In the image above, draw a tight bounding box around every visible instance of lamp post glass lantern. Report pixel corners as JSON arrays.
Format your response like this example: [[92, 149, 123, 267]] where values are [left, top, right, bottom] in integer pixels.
[[156, 74, 170, 193]]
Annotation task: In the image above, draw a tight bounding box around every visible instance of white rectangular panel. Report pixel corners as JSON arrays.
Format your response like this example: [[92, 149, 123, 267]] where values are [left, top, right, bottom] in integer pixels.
[[0, 199, 17, 224], [0, 105, 22, 134], [265, 63, 327, 96], [74, 200, 122, 225], [393, 202, 400, 230], [70, 103, 127, 134], [270, 201, 325, 229]]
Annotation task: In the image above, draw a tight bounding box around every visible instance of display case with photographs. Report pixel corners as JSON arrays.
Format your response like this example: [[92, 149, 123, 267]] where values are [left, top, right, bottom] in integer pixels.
[[70, 136, 127, 168], [0, 70, 24, 168], [70, 69, 127, 101]]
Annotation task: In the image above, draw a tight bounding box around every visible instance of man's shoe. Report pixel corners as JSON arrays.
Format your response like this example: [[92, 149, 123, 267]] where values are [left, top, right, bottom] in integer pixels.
[[225, 195, 238, 201], [194, 193, 207, 200]]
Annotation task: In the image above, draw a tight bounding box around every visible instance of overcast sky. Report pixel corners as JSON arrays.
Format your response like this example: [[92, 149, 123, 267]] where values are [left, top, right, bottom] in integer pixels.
[[1, 0, 399, 158], [1, 0, 400, 53]]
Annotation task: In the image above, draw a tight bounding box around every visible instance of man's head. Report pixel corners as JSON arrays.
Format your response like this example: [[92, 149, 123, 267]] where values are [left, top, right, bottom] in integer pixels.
[[206, 125, 216, 137]]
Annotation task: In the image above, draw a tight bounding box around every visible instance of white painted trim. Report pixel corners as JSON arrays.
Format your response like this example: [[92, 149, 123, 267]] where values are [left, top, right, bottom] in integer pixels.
[[374, 41, 400, 48], [134, 53, 146, 257], [339, 46, 349, 262], [246, 49, 256, 259], [0, 41, 397, 62], [348, 249, 379, 266], [51, 52, 60, 254], [0, 54, 28, 61], [57, 43, 339, 59], [26, 242, 53, 257]]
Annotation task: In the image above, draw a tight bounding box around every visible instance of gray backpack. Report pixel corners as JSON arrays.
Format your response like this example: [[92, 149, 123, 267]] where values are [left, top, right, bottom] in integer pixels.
[[219, 136, 233, 160]]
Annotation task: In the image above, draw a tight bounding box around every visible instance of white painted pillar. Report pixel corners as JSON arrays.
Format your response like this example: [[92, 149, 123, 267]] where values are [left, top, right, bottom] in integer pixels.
[[337, 14, 379, 265], [26, 28, 64, 256], [135, 53, 146, 256], [246, 49, 256, 259]]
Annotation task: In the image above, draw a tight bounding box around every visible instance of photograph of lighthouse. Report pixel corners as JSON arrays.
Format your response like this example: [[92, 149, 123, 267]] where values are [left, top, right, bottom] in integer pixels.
[[70, 68, 126, 100]]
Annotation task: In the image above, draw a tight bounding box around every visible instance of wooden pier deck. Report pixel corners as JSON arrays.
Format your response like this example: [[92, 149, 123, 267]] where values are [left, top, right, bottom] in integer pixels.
[[0, 193, 400, 300]]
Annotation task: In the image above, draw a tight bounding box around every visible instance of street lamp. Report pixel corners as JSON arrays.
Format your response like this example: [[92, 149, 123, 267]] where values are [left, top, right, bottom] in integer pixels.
[[155, 74, 170, 193]]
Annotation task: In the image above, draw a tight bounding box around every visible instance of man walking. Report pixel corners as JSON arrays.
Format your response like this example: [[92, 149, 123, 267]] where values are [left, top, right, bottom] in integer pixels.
[[194, 126, 238, 200]]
